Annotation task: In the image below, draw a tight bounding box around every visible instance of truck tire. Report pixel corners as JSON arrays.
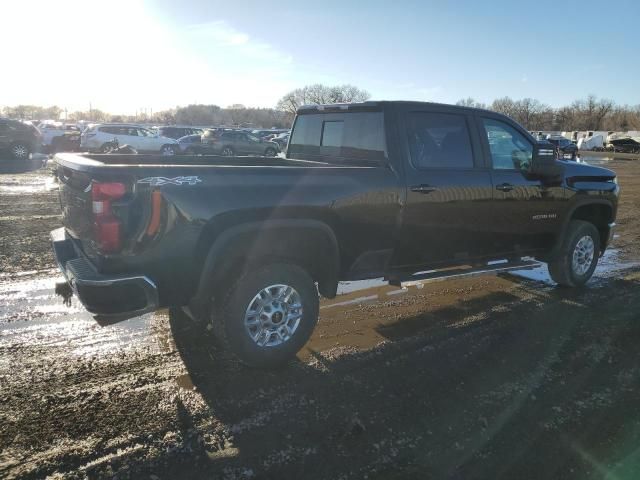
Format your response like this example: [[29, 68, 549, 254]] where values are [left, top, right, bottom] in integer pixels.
[[212, 263, 319, 368], [547, 220, 600, 287]]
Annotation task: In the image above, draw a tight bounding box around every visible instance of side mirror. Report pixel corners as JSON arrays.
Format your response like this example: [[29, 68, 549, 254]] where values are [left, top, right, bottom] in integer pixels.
[[527, 142, 564, 180]]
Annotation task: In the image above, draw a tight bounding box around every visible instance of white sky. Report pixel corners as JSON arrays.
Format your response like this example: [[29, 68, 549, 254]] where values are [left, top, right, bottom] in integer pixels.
[[1, 0, 302, 114]]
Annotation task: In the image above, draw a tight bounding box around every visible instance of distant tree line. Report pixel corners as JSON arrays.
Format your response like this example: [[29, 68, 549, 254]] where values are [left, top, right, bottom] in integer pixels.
[[3, 87, 639, 132], [456, 95, 640, 131], [0, 104, 292, 129]]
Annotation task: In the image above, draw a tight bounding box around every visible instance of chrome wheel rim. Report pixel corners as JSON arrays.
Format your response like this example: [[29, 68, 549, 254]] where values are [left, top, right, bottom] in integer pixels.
[[161, 146, 175, 155], [572, 235, 595, 276], [12, 145, 28, 159], [222, 148, 232, 156], [244, 284, 303, 347]]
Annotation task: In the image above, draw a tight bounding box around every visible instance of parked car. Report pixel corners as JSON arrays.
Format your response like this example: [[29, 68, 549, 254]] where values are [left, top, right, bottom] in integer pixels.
[[52, 101, 619, 368], [176, 134, 206, 154], [40, 123, 82, 152], [251, 129, 288, 139], [81, 124, 178, 154], [608, 137, 640, 153], [50, 128, 82, 153], [270, 132, 290, 150], [0, 118, 42, 159], [202, 129, 280, 156], [156, 126, 204, 140], [546, 136, 578, 160]]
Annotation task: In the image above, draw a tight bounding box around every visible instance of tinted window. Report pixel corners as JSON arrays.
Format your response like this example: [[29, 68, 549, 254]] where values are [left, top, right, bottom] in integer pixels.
[[407, 112, 474, 169], [321, 121, 344, 147], [289, 112, 385, 163], [481, 118, 533, 171]]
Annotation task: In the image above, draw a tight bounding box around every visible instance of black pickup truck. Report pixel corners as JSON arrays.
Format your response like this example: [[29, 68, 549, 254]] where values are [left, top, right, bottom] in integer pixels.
[[52, 101, 619, 367]]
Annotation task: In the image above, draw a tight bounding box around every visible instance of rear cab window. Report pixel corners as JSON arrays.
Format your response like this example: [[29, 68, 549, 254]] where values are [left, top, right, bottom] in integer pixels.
[[288, 110, 386, 164]]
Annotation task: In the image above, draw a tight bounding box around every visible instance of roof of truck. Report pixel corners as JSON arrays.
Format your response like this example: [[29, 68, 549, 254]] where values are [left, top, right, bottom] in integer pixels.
[[297, 100, 495, 115]]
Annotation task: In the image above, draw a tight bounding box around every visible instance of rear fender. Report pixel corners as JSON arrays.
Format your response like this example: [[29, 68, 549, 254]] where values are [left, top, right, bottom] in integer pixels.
[[190, 219, 340, 317]]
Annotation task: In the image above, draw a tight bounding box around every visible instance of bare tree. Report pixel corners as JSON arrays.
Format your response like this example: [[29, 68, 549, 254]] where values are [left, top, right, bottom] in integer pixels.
[[276, 84, 371, 115], [455, 97, 486, 109]]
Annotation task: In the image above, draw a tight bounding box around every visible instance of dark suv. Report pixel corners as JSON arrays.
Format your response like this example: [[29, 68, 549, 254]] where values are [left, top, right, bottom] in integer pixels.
[[0, 118, 42, 160], [201, 129, 280, 156], [156, 126, 204, 140], [546, 136, 578, 160]]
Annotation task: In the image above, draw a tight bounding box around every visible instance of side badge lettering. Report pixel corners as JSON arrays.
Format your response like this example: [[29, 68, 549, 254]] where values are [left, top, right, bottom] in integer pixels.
[[532, 213, 558, 220], [138, 176, 202, 186]]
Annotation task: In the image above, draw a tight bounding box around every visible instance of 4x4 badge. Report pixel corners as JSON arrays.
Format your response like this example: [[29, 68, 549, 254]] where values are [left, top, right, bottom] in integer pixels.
[[138, 176, 202, 186]]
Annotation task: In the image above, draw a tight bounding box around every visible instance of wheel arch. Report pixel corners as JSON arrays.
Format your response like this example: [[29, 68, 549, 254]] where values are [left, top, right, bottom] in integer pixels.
[[190, 219, 340, 316], [555, 200, 615, 256]]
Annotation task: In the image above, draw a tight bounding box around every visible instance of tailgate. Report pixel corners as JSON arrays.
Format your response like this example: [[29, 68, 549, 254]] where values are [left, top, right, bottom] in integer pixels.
[[57, 163, 94, 241]]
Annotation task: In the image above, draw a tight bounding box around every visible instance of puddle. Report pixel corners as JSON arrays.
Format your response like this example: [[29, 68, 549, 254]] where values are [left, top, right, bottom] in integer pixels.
[[579, 154, 639, 165], [0, 174, 57, 195], [337, 278, 387, 294], [509, 249, 640, 285]]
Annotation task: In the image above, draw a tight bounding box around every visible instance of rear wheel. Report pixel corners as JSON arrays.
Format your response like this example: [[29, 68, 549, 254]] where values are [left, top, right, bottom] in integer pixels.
[[212, 263, 319, 368], [10, 143, 30, 160], [100, 142, 114, 153], [548, 220, 600, 287]]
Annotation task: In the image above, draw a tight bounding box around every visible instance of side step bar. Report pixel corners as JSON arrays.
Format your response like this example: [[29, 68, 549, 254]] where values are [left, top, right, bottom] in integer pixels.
[[388, 260, 542, 287]]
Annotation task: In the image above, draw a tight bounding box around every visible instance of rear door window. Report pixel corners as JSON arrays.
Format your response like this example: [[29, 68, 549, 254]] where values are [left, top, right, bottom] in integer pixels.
[[289, 111, 386, 163], [406, 112, 475, 169]]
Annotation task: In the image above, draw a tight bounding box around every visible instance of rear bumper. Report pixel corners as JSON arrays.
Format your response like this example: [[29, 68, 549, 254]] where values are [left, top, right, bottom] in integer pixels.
[[51, 227, 159, 320]]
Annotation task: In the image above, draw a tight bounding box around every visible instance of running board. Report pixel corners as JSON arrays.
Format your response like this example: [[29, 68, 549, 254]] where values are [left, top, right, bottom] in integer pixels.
[[389, 260, 542, 287]]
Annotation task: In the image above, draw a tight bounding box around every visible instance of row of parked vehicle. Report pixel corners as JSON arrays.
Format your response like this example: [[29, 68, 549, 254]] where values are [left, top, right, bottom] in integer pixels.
[[532, 129, 640, 155], [0, 117, 292, 160]]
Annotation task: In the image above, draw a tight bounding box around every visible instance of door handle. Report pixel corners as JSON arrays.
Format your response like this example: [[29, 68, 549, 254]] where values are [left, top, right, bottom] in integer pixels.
[[410, 184, 438, 194], [496, 183, 514, 192]]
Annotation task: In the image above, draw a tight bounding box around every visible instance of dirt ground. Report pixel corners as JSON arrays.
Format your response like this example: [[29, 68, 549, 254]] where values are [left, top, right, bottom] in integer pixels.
[[1, 155, 639, 479]]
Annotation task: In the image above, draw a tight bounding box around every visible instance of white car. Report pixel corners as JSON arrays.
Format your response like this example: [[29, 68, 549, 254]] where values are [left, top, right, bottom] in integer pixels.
[[81, 124, 178, 154]]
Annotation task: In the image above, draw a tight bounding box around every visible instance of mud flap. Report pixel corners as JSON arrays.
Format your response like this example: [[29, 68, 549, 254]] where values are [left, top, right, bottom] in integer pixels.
[[55, 281, 73, 307]]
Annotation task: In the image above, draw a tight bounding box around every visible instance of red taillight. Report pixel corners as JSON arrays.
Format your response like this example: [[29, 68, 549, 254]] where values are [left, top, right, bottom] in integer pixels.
[[91, 182, 126, 253]]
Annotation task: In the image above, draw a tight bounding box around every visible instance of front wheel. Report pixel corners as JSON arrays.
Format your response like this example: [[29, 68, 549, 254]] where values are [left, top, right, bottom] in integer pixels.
[[161, 145, 177, 155], [221, 146, 234, 156], [264, 147, 277, 157], [213, 263, 319, 368], [548, 220, 600, 287]]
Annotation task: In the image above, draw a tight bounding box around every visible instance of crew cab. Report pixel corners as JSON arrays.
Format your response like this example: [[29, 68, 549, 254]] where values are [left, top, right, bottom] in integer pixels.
[[51, 101, 619, 368]]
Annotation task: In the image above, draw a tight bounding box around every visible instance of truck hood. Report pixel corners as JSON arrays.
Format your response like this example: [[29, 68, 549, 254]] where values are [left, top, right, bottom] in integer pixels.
[[561, 160, 616, 182]]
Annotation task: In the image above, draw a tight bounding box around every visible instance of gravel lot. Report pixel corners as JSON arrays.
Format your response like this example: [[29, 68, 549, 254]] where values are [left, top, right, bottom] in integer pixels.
[[1, 154, 639, 479]]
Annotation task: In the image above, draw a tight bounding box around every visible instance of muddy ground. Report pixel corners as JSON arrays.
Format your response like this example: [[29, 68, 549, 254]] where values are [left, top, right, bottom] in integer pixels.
[[1, 154, 639, 479]]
